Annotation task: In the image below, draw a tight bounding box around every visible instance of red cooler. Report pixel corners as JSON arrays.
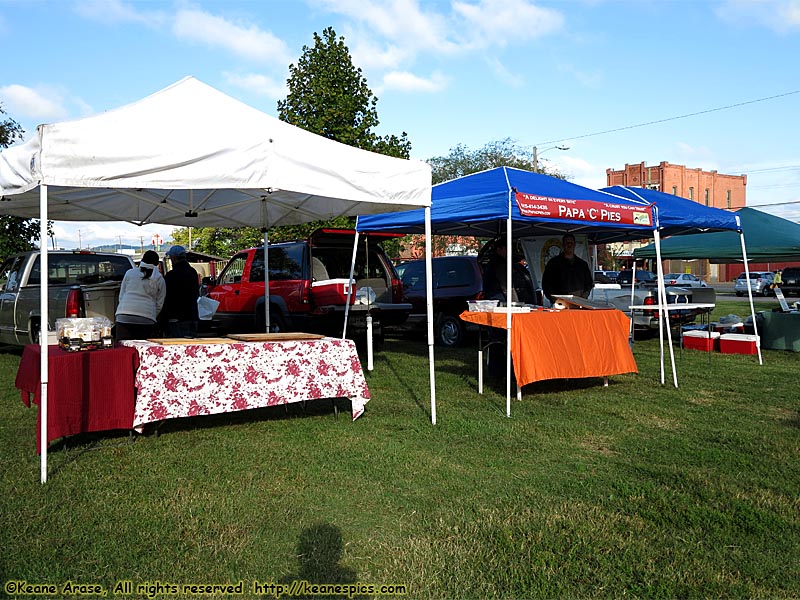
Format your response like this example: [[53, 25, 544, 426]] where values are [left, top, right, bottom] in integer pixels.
[[683, 330, 720, 352], [719, 333, 759, 355]]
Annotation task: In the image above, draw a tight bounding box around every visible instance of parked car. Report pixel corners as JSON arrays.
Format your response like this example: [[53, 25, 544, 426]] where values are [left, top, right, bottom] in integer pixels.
[[779, 267, 800, 297], [594, 270, 615, 284], [203, 229, 411, 337], [734, 271, 774, 296], [0, 250, 134, 346], [616, 270, 658, 285], [604, 270, 619, 281], [394, 255, 485, 347], [663, 273, 708, 287]]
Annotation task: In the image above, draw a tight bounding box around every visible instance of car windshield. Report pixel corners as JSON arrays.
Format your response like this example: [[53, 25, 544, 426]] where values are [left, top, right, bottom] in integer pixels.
[[665, 273, 682, 279]]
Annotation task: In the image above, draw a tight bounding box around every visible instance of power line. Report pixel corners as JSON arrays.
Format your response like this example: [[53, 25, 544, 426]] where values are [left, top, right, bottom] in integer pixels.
[[535, 90, 800, 146], [749, 199, 800, 207]]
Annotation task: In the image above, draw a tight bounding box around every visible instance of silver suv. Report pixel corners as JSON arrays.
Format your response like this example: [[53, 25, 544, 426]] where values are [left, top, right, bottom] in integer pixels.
[[734, 271, 774, 297]]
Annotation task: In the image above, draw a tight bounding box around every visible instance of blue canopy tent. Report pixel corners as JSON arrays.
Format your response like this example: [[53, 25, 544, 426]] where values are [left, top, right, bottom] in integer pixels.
[[359, 167, 658, 242], [358, 170, 760, 416], [600, 186, 762, 364], [600, 186, 740, 235], [358, 168, 707, 415]]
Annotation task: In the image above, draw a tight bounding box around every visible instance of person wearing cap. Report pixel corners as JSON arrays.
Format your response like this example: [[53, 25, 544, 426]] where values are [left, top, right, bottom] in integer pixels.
[[115, 250, 166, 341], [541, 233, 594, 303], [161, 245, 200, 338]]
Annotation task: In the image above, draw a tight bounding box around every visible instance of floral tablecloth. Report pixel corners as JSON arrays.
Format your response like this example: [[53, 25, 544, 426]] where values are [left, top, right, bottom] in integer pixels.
[[121, 337, 370, 426]]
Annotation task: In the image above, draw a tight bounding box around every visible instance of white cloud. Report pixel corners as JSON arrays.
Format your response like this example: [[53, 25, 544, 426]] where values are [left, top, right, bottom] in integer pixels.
[[73, 0, 167, 27], [173, 8, 293, 66], [674, 141, 716, 167], [0, 84, 68, 122], [453, 0, 564, 48], [485, 57, 524, 87], [715, 0, 800, 32], [380, 70, 448, 93], [224, 72, 287, 100], [315, 0, 565, 91], [316, 0, 459, 55], [556, 62, 604, 88], [559, 155, 605, 188]]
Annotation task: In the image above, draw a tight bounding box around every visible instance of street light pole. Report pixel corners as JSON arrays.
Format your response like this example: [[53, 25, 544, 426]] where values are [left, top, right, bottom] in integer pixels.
[[532, 144, 569, 173]]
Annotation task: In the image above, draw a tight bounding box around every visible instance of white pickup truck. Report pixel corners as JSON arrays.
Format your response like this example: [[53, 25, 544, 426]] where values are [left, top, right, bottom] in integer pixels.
[[0, 250, 135, 346], [589, 282, 715, 331]]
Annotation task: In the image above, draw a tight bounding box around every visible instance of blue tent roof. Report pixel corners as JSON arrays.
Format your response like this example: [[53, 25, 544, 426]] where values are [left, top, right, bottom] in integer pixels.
[[600, 186, 740, 234], [634, 207, 800, 262], [358, 167, 656, 242]]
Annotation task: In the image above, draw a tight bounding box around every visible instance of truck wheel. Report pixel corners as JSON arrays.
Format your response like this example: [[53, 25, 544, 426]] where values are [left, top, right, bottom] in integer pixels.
[[256, 309, 287, 334], [437, 315, 464, 348], [30, 320, 41, 345], [269, 313, 287, 333]]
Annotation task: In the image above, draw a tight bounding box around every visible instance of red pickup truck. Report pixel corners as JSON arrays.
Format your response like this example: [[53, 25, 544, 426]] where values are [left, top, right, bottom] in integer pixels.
[[203, 229, 411, 338]]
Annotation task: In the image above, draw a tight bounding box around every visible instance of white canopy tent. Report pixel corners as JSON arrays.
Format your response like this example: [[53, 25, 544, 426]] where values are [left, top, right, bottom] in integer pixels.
[[0, 77, 435, 482]]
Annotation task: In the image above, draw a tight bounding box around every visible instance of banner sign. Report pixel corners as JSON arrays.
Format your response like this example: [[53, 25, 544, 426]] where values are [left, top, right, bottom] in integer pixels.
[[515, 192, 653, 227]]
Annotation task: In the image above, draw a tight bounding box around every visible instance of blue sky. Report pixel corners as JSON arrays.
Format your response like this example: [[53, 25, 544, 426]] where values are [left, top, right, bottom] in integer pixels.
[[1, 0, 799, 249]]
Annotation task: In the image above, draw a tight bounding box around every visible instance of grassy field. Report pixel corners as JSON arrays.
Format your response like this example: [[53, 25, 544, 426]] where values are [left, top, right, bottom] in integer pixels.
[[1, 300, 798, 599]]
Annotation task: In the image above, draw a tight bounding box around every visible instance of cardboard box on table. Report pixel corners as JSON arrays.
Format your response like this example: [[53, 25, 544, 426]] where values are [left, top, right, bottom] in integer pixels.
[[719, 333, 759, 355], [683, 330, 720, 352]]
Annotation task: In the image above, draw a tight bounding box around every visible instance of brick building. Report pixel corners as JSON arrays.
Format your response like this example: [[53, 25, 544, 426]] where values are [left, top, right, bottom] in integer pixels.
[[606, 161, 747, 210], [605, 161, 750, 283]]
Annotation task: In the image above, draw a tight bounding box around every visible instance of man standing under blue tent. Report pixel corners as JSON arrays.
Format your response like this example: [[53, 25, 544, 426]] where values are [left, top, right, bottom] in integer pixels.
[[541, 233, 594, 303]]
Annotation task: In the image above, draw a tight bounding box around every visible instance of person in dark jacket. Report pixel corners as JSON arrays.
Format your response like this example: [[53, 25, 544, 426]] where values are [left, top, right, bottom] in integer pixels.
[[161, 245, 199, 338], [541, 233, 594, 303]]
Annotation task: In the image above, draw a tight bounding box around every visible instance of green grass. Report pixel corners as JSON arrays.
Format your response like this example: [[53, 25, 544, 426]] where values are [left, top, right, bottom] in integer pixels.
[[1, 299, 798, 599]]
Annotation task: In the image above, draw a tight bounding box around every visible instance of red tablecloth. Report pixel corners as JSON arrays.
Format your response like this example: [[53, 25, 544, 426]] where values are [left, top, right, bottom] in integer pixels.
[[122, 337, 371, 425], [15, 345, 139, 450], [460, 309, 638, 385]]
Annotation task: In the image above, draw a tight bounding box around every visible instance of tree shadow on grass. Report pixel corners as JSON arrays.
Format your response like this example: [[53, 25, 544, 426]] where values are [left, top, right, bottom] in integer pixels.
[[279, 523, 366, 599]]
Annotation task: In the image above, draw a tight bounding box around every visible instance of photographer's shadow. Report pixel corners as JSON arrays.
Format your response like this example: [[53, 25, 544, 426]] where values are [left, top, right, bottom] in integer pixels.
[[280, 523, 366, 600]]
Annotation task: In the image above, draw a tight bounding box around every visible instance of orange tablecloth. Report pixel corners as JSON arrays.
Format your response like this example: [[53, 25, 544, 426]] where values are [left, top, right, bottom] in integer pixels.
[[460, 309, 637, 385]]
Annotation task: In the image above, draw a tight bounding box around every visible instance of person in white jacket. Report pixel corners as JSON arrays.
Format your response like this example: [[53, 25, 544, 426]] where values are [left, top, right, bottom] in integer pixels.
[[115, 250, 166, 341]]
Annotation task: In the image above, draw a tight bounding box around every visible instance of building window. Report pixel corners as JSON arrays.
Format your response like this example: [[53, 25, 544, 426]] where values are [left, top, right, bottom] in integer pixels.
[[704, 189, 710, 206], [672, 186, 678, 195], [726, 190, 731, 209], [689, 187, 694, 201]]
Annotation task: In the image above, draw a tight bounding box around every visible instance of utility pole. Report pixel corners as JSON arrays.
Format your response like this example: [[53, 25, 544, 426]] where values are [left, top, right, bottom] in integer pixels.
[[140, 236, 145, 253], [532, 145, 569, 173]]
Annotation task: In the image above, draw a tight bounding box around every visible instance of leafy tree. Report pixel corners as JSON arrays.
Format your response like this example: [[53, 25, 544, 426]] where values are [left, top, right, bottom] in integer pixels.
[[186, 26, 413, 254], [278, 26, 410, 158], [428, 138, 565, 185], [170, 216, 357, 258], [0, 104, 23, 147], [397, 139, 570, 258], [0, 104, 46, 259]]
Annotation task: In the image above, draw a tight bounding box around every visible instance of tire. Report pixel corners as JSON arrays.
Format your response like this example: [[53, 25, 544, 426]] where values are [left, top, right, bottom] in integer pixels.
[[29, 319, 41, 345], [254, 307, 287, 333], [269, 312, 287, 333], [762, 287, 772, 297], [436, 314, 464, 348], [735, 291, 743, 297]]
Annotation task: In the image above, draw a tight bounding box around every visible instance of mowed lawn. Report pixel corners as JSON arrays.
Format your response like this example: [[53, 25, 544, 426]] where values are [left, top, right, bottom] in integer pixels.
[[1, 300, 798, 599]]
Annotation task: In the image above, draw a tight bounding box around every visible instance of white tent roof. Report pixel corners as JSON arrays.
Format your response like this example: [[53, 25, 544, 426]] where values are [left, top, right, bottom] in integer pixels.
[[0, 76, 431, 227], [0, 77, 437, 483]]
